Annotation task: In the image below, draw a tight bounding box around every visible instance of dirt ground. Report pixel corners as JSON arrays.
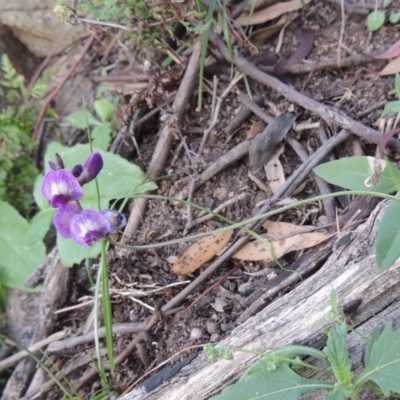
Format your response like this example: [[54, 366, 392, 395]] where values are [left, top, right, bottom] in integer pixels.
[[2, 0, 400, 398]]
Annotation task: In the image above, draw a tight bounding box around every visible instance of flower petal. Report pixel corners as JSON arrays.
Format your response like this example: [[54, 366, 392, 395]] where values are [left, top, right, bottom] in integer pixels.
[[41, 169, 83, 207], [77, 153, 104, 185], [70, 209, 110, 246], [54, 203, 81, 238]]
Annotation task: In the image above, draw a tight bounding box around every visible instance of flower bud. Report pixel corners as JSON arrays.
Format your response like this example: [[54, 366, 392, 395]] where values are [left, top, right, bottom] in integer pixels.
[[100, 209, 127, 233], [77, 153, 104, 185], [48, 153, 65, 171]]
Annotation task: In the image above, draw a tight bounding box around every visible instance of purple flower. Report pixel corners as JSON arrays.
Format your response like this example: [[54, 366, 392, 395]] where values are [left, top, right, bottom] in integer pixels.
[[100, 209, 127, 233], [70, 209, 111, 246], [75, 153, 104, 186], [54, 202, 80, 238], [42, 169, 84, 208]]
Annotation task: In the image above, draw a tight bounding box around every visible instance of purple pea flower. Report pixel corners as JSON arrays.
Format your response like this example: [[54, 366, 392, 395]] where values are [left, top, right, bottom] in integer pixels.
[[70, 209, 111, 246], [42, 169, 84, 208], [54, 202, 81, 238], [75, 153, 104, 186], [100, 209, 127, 233]]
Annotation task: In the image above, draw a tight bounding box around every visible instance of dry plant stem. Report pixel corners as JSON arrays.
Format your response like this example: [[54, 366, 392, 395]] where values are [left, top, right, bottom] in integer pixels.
[[198, 73, 243, 155], [357, 100, 387, 117], [0, 331, 67, 373], [185, 192, 247, 231], [47, 323, 146, 355], [210, 31, 400, 152], [337, 0, 346, 67], [286, 135, 336, 223], [238, 93, 273, 124], [260, 53, 383, 76], [122, 40, 202, 242], [32, 31, 96, 139]]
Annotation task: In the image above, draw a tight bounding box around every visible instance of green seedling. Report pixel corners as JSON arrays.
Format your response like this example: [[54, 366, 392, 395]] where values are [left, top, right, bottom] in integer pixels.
[[367, 0, 400, 31]]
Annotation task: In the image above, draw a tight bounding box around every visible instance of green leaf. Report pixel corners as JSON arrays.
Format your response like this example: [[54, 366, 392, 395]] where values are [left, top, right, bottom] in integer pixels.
[[365, 327, 382, 367], [313, 156, 400, 193], [33, 173, 49, 210], [330, 289, 338, 315], [211, 362, 330, 400], [94, 99, 115, 123], [0, 201, 45, 290], [24, 208, 55, 247], [323, 323, 353, 386], [65, 110, 102, 129], [92, 124, 112, 151], [367, 10, 386, 31], [357, 322, 400, 396], [389, 11, 400, 23], [57, 235, 101, 267], [375, 200, 400, 269], [381, 100, 400, 117]]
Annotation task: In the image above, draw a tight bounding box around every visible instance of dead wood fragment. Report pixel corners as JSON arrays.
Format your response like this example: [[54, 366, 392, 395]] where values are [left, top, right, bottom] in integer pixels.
[[0, 249, 71, 400], [209, 31, 400, 152], [121, 40, 202, 242], [122, 199, 391, 400]]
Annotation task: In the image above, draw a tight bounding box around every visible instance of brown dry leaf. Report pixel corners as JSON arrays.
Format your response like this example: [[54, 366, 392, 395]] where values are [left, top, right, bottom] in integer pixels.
[[378, 55, 400, 76], [249, 15, 288, 46], [233, 229, 331, 261], [264, 144, 285, 194], [171, 231, 233, 275], [236, 0, 312, 26]]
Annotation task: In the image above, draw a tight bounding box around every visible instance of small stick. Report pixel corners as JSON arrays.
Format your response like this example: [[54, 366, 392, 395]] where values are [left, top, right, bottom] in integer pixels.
[[185, 192, 247, 232], [46, 323, 146, 355], [0, 330, 68, 373]]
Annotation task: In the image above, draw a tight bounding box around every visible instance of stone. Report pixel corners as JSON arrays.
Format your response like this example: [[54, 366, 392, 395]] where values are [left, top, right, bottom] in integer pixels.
[[0, 0, 87, 57]]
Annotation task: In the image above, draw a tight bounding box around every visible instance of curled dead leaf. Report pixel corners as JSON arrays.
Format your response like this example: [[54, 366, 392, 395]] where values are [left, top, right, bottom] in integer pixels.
[[233, 225, 331, 262], [171, 230, 233, 275]]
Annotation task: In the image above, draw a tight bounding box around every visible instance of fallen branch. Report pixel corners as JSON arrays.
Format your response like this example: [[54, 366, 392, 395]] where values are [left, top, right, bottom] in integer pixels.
[[209, 31, 400, 153]]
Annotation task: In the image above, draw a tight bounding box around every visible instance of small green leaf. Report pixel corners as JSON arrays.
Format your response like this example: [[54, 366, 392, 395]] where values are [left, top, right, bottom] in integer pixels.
[[211, 362, 330, 400], [0, 201, 45, 290], [381, 100, 400, 117], [92, 124, 112, 151], [367, 10, 386, 31], [389, 11, 400, 23], [365, 327, 382, 367], [375, 200, 400, 269], [33, 173, 49, 210], [65, 110, 102, 129], [313, 156, 400, 193], [323, 323, 353, 385], [357, 322, 400, 396], [94, 99, 115, 123]]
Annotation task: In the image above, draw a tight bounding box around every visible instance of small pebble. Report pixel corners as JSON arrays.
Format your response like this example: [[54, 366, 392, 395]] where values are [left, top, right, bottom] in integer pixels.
[[210, 333, 220, 342], [206, 321, 219, 335], [190, 328, 203, 340]]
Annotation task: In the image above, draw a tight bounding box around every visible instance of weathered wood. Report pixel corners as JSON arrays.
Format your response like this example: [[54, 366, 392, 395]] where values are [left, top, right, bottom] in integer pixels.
[[123, 200, 400, 399]]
